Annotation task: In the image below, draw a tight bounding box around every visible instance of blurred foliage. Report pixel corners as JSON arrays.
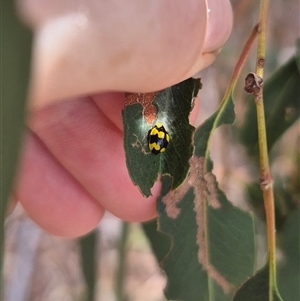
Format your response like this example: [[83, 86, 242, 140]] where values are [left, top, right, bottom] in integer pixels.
[[79, 231, 97, 301], [233, 265, 283, 301], [1, 0, 32, 286], [115, 222, 129, 301], [142, 220, 171, 263], [277, 209, 300, 301]]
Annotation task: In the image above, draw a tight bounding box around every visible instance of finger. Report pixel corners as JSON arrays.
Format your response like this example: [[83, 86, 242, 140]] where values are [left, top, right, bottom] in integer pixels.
[[29, 95, 158, 222], [203, 0, 233, 52], [19, 0, 213, 108], [15, 132, 104, 237]]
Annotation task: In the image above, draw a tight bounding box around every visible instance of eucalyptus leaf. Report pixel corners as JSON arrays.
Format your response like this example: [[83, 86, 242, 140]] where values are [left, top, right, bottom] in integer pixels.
[[122, 78, 201, 197], [233, 265, 283, 301], [142, 219, 171, 263], [1, 0, 32, 283], [79, 231, 97, 301], [156, 90, 255, 301], [277, 209, 300, 301], [157, 162, 255, 301]]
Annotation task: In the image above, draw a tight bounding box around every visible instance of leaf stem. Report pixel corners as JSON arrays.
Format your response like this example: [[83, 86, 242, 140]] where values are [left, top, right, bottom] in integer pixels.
[[204, 24, 258, 163], [222, 24, 259, 105]]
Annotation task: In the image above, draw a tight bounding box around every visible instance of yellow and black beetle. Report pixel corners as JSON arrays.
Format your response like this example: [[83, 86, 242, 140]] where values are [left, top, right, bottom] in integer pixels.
[[147, 123, 170, 155]]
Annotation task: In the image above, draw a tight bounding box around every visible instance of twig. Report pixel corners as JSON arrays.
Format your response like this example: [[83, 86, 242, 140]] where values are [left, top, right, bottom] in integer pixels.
[[244, 0, 282, 298]]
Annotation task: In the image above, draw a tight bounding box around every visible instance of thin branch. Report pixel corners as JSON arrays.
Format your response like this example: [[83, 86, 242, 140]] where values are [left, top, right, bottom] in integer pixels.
[[245, 0, 282, 299]]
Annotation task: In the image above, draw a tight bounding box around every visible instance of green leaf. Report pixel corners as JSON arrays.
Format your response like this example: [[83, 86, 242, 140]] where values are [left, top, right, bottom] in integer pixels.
[[115, 222, 129, 301], [277, 209, 300, 301], [233, 265, 283, 301], [157, 174, 254, 301], [239, 54, 300, 154], [1, 0, 32, 285], [79, 231, 97, 301], [156, 92, 255, 301], [122, 78, 201, 197], [142, 219, 171, 263]]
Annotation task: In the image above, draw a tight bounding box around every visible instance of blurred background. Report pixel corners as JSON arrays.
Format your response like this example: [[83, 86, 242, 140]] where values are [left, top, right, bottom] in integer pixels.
[[3, 0, 299, 300]]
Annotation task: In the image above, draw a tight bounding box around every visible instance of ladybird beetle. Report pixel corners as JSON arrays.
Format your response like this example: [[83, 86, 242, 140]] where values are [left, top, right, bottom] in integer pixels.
[[147, 123, 170, 155]]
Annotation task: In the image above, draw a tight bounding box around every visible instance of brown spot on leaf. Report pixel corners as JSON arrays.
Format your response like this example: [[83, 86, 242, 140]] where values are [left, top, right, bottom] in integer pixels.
[[162, 183, 190, 219], [162, 156, 232, 294], [124, 92, 160, 125], [162, 156, 202, 219], [204, 173, 221, 209], [192, 157, 232, 294]]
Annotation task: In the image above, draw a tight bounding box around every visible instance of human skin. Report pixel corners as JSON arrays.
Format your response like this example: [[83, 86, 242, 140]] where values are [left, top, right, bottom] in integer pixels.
[[14, 0, 233, 237]]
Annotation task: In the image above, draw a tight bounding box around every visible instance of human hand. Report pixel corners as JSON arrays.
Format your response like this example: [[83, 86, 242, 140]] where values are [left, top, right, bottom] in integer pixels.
[[14, 0, 233, 237]]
